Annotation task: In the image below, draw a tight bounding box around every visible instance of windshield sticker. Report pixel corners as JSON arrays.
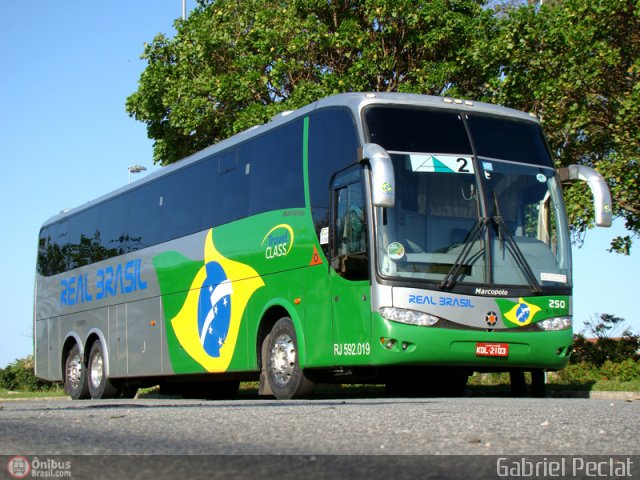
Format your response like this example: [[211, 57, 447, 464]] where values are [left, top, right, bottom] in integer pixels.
[[482, 162, 493, 180], [541, 272, 567, 283], [409, 154, 474, 175], [320, 227, 329, 245], [387, 242, 405, 260], [536, 173, 547, 183]]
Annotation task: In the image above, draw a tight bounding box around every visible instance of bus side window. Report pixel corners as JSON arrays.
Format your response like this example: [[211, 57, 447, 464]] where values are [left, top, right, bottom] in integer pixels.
[[331, 170, 369, 280], [308, 108, 359, 254], [37, 227, 49, 276]]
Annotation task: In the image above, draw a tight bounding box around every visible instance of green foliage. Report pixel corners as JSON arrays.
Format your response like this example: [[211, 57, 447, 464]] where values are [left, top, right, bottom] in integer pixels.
[[571, 313, 640, 366], [0, 356, 54, 392], [475, 0, 640, 252], [554, 361, 601, 385], [126, 0, 495, 165], [600, 358, 640, 383], [127, 0, 640, 249], [554, 360, 640, 385]]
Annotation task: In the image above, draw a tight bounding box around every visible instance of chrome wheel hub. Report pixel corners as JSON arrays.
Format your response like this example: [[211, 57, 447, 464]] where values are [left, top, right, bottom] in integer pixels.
[[89, 351, 104, 390], [270, 333, 295, 386], [66, 353, 83, 390]]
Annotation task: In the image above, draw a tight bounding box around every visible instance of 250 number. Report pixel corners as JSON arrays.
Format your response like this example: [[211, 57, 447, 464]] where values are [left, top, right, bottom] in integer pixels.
[[549, 299, 567, 309]]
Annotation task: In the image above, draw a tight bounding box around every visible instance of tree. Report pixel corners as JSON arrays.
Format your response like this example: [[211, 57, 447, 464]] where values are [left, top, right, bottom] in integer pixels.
[[474, 0, 639, 253], [126, 0, 496, 165], [572, 313, 639, 365], [127, 0, 639, 251], [0, 356, 52, 392]]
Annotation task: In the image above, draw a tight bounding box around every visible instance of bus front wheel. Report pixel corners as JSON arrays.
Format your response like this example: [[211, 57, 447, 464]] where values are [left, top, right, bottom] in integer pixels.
[[64, 344, 90, 400], [87, 341, 119, 399], [265, 317, 315, 399]]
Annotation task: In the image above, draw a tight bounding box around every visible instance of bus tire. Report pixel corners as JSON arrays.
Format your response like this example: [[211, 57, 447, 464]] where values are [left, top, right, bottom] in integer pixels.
[[265, 317, 315, 399], [510, 370, 527, 397], [87, 341, 119, 399], [531, 369, 546, 397], [64, 344, 90, 400]]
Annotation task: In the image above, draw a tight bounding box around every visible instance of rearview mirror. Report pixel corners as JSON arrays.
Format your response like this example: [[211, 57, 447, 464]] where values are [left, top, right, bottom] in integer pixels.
[[558, 165, 612, 227], [359, 143, 395, 208]]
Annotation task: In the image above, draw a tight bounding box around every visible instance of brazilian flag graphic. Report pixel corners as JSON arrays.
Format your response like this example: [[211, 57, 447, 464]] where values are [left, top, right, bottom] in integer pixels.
[[154, 229, 263, 373], [496, 298, 542, 328]]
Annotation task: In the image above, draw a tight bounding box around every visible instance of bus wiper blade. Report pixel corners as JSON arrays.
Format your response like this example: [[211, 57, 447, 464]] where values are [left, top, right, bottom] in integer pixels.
[[493, 215, 542, 293], [490, 191, 542, 294], [440, 217, 488, 291]]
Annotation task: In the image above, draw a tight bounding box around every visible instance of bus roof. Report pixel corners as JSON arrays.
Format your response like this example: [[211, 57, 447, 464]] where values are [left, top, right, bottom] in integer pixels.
[[41, 92, 540, 228]]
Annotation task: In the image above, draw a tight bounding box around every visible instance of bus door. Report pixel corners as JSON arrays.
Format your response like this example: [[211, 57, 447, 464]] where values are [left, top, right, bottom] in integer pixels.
[[330, 166, 372, 364]]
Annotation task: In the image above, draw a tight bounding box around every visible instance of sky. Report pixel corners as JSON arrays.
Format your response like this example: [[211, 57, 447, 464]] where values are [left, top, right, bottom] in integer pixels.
[[0, 1, 638, 369]]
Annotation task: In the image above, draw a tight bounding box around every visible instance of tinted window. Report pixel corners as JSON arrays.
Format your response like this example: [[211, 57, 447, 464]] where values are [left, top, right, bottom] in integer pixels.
[[96, 194, 129, 259], [37, 227, 50, 276], [308, 109, 359, 239], [249, 120, 304, 215], [467, 115, 553, 167], [331, 166, 368, 280], [67, 208, 98, 269], [161, 163, 206, 242], [128, 180, 163, 252], [204, 148, 249, 226], [49, 221, 71, 274], [38, 118, 310, 276], [364, 106, 471, 154]]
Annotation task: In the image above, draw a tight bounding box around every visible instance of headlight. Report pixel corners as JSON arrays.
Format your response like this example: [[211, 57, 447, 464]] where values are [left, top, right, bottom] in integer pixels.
[[379, 307, 439, 327], [538, 317, 572, 331]]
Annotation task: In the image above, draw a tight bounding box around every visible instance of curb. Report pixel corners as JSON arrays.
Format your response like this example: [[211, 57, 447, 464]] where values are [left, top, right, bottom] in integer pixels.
[[526, 390, 640, 400], [585, 391, 640, 401]]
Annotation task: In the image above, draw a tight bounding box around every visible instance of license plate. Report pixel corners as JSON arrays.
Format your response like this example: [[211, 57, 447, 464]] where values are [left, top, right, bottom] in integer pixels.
[[475, 342, 509, 357]]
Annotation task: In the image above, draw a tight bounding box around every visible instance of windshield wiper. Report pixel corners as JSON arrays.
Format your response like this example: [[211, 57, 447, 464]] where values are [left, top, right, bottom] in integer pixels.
[[440, 217, 489, 290], [492, 193, 542, 293]]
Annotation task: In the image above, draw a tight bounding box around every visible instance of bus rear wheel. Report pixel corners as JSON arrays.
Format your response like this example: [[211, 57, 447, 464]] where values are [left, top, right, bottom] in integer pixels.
[[64, 344, 90, 400], [87, 341, 120, 399], [265, 317, 315, 399]]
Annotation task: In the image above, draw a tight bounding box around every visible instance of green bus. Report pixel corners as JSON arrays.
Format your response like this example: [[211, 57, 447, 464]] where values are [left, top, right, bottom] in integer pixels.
[[34, 92, 612, 399]]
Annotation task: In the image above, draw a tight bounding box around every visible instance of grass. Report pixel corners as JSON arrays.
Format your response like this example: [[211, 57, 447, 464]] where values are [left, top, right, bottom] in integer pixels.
[[467, 372, 640, 392], [0, 386, 67, 399], [2, 375, 639, 400]]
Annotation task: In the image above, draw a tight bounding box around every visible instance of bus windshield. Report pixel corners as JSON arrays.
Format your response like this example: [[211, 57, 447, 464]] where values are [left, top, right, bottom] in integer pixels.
[[365, 106, 571, 289]]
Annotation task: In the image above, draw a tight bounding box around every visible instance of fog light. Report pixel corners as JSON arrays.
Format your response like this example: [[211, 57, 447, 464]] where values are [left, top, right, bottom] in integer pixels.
[[380, 337, 396, 350]]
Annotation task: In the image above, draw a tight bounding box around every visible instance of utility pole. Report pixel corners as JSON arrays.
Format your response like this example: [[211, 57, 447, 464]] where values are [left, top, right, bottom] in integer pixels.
[[182, 0, 187, 20]]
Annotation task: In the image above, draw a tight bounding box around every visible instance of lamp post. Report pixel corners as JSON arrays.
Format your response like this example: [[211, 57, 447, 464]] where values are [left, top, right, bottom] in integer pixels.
[[128, 165, 147, 184]]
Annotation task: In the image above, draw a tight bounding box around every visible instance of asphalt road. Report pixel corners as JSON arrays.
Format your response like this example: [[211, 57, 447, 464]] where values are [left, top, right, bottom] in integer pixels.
[[1, 396, 639, 479]]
